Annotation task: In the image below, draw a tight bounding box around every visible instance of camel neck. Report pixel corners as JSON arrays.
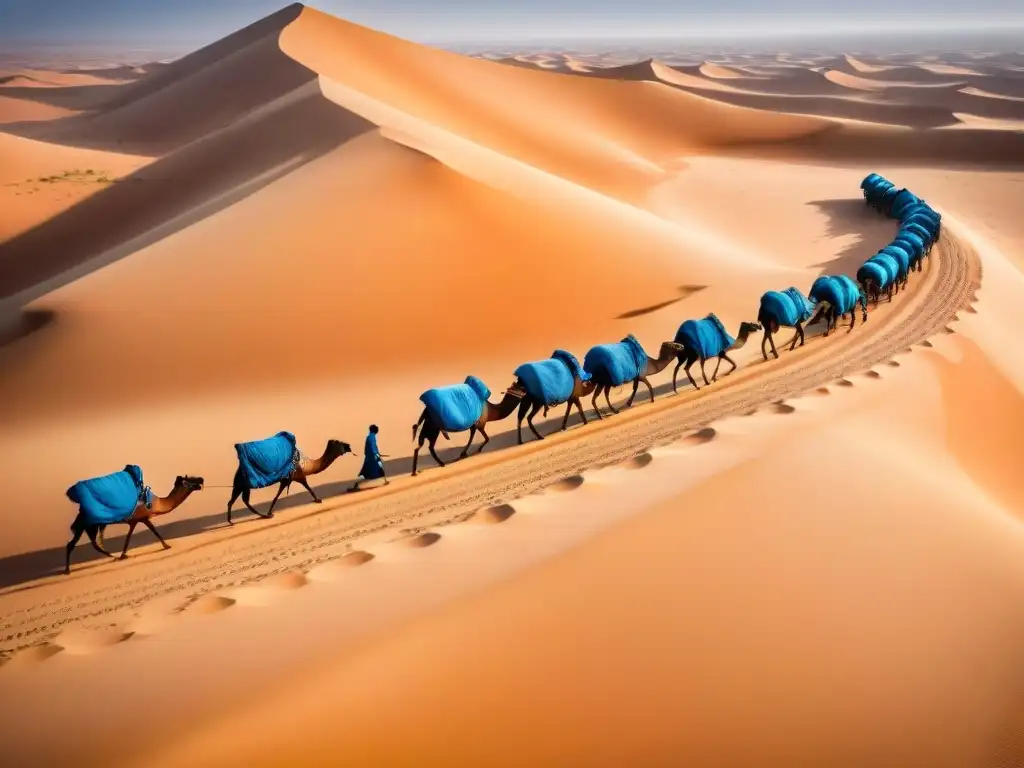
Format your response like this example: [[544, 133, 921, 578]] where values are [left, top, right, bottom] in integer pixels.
[[301, 449, 337, 476], [151, 485, 192, 515], [489, 392, 521, 420]]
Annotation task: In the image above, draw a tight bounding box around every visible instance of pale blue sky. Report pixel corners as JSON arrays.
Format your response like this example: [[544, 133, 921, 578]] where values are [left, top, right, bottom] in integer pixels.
[[1, 0, 1022, 44]]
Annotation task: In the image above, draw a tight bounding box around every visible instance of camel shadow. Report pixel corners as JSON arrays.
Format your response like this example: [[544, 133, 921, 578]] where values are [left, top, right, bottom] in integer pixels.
[[806, 197, 896, 277]]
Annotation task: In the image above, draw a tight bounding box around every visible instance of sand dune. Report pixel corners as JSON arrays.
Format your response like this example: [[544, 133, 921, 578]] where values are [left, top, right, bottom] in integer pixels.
[[0, 5, 1022, 767]]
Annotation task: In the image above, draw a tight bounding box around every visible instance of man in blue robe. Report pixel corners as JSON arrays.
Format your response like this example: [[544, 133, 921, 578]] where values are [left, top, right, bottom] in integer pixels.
[[351, 425, 388, 491]]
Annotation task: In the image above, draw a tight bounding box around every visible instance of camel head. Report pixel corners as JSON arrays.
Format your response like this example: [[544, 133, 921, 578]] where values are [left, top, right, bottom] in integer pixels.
[[326, 439, 353, 457], [661, 341, 686, 354], [175, 475, 205, 492], [740, 321, 762, 334]]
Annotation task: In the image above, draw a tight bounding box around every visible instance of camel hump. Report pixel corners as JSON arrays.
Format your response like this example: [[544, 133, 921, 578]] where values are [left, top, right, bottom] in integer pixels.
[[551, 350, 590, 382]]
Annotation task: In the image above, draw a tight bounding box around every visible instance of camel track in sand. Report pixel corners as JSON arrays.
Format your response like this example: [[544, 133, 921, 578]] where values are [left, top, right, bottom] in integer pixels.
[[0, 229, 980, 658]]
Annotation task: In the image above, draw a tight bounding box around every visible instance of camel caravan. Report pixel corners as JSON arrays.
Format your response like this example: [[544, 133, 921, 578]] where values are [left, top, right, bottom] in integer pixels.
[[64, 174, 941, 571]]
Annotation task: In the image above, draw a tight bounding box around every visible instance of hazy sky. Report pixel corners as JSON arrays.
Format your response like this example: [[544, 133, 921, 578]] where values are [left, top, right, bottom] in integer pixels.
[[2, 0, 1023, 44]]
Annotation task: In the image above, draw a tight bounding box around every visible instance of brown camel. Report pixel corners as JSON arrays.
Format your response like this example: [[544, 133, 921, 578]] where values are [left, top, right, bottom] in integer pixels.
[[589, 341, 683, 416], [516, 376, 596, 444], [411, 382, 526, 475], [227, 439, 353, 524], [65, 475, 204, 574], [672, 321, 762, 393]]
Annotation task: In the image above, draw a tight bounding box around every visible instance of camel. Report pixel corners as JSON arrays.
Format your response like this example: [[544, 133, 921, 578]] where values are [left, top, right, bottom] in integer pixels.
[[758, 288, 817, 361], [411, 382, 526, 475], [516, 374, 596, 443], [672, 321, 762, 393], [587, 341, 684, 418], [227, 439, 353, 524], [65, 474, 204, 574]]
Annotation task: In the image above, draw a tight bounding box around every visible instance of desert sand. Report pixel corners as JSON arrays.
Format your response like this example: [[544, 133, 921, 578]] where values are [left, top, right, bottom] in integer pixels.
[[0, 4, 1022, 767]]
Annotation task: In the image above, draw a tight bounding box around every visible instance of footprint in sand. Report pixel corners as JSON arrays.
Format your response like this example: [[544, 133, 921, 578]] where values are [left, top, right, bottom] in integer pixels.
[[864, 370, 883, 379], [837, 378, 855, 387], [772, 401, 797, 414], [944, 325, 957, 334], [307, 551, 376, 582], [682, 426, 718, 445], [919, 339, 935, 348], [473, 504, 517, 524], [810, 386, 831, 397], [51, 626, 135, 655], [619, 452, 654, 470], [887, 360, 902, 368], [543, 475, 584, 493], [5, 643, 64, 667], [189, 594, 238, 615], [402, 531, 442, 549]]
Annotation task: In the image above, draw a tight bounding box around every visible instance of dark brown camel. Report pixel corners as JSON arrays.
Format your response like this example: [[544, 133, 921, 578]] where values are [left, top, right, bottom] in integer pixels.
[[65, 475, 204, 574], [411, 383, 526, 475], [672, 321, 762, 393], [227, 439, 353, 524]]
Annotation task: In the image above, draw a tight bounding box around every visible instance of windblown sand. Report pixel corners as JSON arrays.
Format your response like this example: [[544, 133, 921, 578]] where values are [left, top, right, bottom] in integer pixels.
[[0, 4, 1021, 766]]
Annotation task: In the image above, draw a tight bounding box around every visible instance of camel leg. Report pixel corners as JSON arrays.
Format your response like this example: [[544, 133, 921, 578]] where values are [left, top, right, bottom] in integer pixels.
[[790, 322, 804, 351], [849, 310, 856, 331], [226, 485, 243, 525], [267, 481, 288, 515], [527, 402, 544, 441], [683, 359, 700, 391], [142, 518, 171, 550], [632, 376, 654, 405], [718, 353, 737, 378], [476, 426, 490, 454], [571, 397, 588, 428], [561, 401, 573, 431], [604, 386, 619, 415], [591, 387, 604, 420], [767, 330, 779, 359], [295, 475, 322, 504], [626, 379, 640, 408], [427, 435, 445, 468], [240, 487, 271, 520], [87, 525, 114, 559], [516, 399, 530, 445], [699, 356, 710, 386], [761, 331, 770, 361], [119, 523, 137, 560], [710, 356, 723, 382], [64, 526, 86, 574], [460, 426, 477, 459], [672, 359, 683, 393]]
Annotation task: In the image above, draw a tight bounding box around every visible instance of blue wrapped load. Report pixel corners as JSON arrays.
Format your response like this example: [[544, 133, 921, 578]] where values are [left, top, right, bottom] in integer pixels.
[[879, 244, 911, 279], [867, 253, 899, 287], [67, 464, 152, 525], [893, 233, 926, 260], [878, 186, 900, 210], [835, 275, 865, 311], [905, 221, 937, 244], [900, 204, 939, 226], [584, 335, 648, 386], [759, 287, 815, 327], [420, 376, 491, 433], [860, 173, 887, 190], [674, 313, 736, 359], [857, 260, 890, 291], [235, 431, 299, 489], [515, 350, 590, 406], [889, 189, 921, 219], [809, 276, 845, 312], [904, 214, 940, 238]]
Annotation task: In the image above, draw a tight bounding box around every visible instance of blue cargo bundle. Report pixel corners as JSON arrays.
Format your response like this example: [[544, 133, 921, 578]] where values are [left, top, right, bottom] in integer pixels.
[[584, 335, 648, 386], [66, 464, 152, 526], [420, 376, 492, 433]]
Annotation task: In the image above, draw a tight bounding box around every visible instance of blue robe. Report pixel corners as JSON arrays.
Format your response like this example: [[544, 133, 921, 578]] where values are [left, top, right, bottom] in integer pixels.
[[358, 433, 385, 480]]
